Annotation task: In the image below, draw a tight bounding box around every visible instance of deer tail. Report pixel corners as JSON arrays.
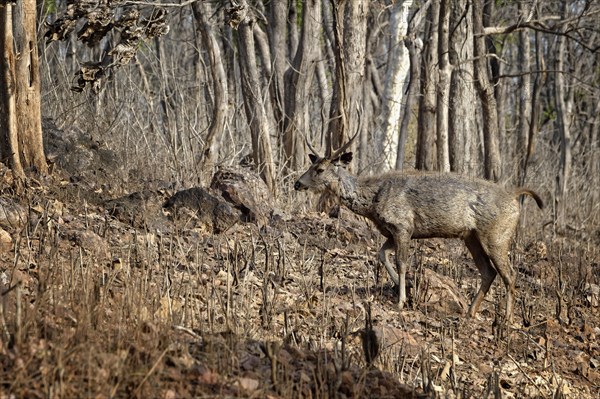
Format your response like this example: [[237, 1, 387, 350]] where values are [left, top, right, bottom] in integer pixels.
[[515, 189, 544, 209]]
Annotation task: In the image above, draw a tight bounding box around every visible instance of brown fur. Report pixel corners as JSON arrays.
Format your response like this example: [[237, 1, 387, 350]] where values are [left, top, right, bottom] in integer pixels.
[[295, 154, 543, 322]]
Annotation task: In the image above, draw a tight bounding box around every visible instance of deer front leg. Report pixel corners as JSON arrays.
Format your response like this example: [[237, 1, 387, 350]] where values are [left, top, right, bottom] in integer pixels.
[[393, 232, 411, 309], [378, 238, 399, 284]]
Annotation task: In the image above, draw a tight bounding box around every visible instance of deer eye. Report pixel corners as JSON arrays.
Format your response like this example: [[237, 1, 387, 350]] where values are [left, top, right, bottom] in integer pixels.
[[316, 168, 325, 175]]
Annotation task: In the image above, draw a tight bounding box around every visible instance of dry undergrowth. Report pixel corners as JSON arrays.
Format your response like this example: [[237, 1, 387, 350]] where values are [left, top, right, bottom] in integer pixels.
[[0, 168, 598, 399]]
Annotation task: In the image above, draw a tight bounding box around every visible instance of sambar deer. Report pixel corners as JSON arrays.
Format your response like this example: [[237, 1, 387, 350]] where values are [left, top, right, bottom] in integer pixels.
[[294, 136, 543, 323]]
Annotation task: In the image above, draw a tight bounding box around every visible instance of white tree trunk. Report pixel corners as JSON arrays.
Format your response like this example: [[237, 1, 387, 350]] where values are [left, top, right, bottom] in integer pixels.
[[380, 0, 412, 171], [0, 4, 24, 179], [436, 0, 451, 172], [555, 26, 572, 228]]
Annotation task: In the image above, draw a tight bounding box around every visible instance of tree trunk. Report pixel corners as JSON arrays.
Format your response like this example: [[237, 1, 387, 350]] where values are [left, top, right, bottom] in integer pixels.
[[436, 0, 451, 172], [448, 0, 477, 175], [15, 0, 46, 173], [396, 36, 419, 170], [416, 1, 439, 171], [0, 0, 47, 181], [522, 31, 545, 187], [267, 0, 288, 141], [316, 47, 331, 149], [319, 0, 367, 216], [236, 1, 275, 192], [554, 9, 572, 226], [472, 0, 501, 181], [341, 0, 367, 152], [283, 0, 321, 171], [395, 0, 430, 170], [516, 2, 532, 186], [325, 0, 349, 153], [287, 1, 299, 61], [378, 0, 412, 171], [192, 1, 228, 184], [0, 3, 24, 179]]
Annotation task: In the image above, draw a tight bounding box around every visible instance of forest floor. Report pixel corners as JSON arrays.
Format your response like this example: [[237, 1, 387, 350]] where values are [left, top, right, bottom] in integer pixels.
[[1, 125, 599, 398]]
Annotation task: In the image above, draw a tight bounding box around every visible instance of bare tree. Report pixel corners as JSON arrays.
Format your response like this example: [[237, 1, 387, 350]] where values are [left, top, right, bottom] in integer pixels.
[[472, 0, 501, 181], [516, 2, 533, 186], [448, 0, 477, 175], [377, 0, 412, 171], [436, 0, 451, 172], [0, 0, 47, 182], [395, 1, 430, 170], [521, 30, 546, 187], [283, 0, 322, 171], [232, 1, 276, 191], [192, 1, 228, 185], [416, 1, 439, 171], [325, 1, 349, 152], [341, 0, 367, 152], [554, 3, 572, 227], [267, 0, 288, 141]]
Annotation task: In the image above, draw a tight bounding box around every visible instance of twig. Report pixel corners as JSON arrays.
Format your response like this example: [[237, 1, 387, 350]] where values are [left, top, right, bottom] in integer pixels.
[[507, 353, 548, 396], [122, 0, 200, 7], [173, 325, 202, 341], [134, 344, 172, 397]]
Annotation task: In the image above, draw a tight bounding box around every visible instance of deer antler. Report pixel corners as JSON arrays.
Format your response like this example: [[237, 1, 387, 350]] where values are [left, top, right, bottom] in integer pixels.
[[304, 134, 320, 157], [327, 104, 363, 160], [321, 106, 334, 158], [329, 130, 359, 160]]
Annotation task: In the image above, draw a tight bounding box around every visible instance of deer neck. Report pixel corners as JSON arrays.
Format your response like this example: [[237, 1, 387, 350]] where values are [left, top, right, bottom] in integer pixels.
[[329, 169, 370, 215]]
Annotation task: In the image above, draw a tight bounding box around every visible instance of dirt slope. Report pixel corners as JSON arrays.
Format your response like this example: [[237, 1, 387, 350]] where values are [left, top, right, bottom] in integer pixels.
[[0, 161, 598, 398]]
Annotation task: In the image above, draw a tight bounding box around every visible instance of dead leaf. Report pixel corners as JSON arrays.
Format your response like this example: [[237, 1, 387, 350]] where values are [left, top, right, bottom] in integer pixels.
[[236, 376, 259, 392], [198, 369, 220, 385]]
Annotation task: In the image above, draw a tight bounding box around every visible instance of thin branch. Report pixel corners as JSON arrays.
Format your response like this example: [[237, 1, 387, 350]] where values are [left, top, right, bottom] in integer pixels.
[[481, 8, 600, 53], [498, 69, 597, 90], [483, 16, 561, 35], [122, 0, 200, 7]]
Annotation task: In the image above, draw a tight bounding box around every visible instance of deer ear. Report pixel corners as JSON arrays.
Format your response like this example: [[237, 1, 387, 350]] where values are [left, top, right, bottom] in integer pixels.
[[308, 154, 318, 164], [339, 152, 353, 164], [332, 152, 352, 165]]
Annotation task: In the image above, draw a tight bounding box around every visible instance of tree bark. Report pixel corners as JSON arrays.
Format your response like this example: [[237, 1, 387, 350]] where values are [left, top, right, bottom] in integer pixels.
[[396, 36, 419, 170], [316, 47, 331, 149], [283, 0, 321, 171], [416, 1, 439, 171], [287, 1, 299, 61], [448, 0, 477, 175], [192, 1, 228, 184], [0, 3, 24, 179], [436, 0, 451, 172], [522, 31, 545, 187], [267, 0, 288, 140], [396, 0, 430, 170], [341, 0, 367, 153], [378, 0, 412, 171], [236, 1, 275, 192], [554, 5, 572, 225], [15, 0, 46, 173], [472, 0, 501, 181], [0, 0, 47, 180], [516, 2, 532, 186], [325, 0, 349, 153]]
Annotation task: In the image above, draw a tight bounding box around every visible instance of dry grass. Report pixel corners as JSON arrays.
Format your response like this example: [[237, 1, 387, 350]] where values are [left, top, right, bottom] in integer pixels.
[[1, 156, 598, 398], [6, 8, 595, 397]]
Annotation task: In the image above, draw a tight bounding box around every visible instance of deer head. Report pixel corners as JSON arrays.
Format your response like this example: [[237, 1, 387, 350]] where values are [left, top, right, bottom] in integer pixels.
[[294, 132, 358, 192]]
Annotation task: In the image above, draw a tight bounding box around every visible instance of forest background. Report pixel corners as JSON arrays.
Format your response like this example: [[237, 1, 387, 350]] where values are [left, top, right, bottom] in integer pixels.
[[0, 0, 599, 397]]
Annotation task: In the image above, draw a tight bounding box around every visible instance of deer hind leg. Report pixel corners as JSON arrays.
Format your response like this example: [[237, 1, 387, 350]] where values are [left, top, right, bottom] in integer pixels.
[[486, 240, 516, 323], [378, 237, 399, 284], [464, 233, 497, 318]]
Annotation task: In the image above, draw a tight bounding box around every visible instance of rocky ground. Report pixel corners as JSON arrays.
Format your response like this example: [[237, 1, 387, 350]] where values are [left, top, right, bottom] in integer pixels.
[[0, 122, 598, 398]]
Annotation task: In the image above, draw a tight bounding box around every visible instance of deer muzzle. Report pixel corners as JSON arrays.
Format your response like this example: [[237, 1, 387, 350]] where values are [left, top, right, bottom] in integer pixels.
[[294, 180, 305, 191]]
